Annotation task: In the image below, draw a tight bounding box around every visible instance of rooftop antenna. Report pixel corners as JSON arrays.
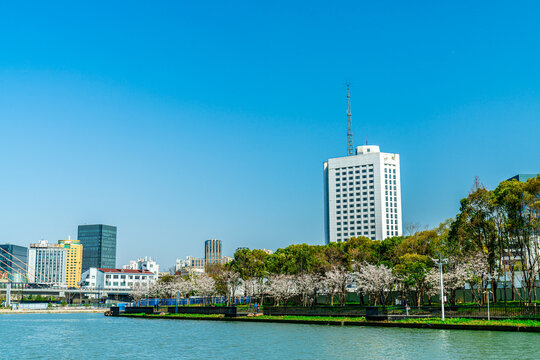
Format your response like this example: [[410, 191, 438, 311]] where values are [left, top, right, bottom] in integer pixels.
[[346, 83, 354, 156]]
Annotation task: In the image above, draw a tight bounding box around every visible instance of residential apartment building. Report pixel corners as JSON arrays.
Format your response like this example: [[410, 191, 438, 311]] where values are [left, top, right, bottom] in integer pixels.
[[28, 240, 67, 285], [81, 267, 155, 290], [58, 238, 83, 288], [324, 145, 402, 243], [0, 244, 28, 283], [78, 224, 117, 272]]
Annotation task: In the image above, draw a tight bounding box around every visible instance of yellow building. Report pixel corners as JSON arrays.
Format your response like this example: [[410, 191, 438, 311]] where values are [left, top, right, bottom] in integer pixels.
[[58, 238, 83, 288]]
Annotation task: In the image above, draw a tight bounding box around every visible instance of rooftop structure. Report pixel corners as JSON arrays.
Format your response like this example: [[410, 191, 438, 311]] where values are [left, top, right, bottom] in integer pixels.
[[123, 256, 160, 275]]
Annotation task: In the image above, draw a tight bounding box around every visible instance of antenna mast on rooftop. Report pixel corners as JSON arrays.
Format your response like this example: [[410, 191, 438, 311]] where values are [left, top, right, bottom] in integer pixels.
[[346, 83, 354, 156]]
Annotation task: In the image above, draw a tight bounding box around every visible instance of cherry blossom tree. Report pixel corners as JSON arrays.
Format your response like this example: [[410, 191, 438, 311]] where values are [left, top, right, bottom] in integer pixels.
[[425, 258, 468, 304], [463, 252, 491, 305], [267, 274, 297, 306], [355, 263, 396, 306], [147, 281, 167, 299], [194, 274, 216, 305], [223, 270, 242, 305], [130, 282, 147, 306], [170, 276, 193, 305], [324, 266, 352, 306], [296, 273, 319, 307], [243, 278, 256, 300]]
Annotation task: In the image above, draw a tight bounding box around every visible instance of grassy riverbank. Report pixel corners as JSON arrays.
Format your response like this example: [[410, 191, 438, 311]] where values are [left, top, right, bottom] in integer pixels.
[[394, 317, 540, 327], [119, 313, 540, 332]]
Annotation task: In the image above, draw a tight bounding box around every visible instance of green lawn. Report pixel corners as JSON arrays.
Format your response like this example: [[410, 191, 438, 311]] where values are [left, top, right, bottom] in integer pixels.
[[395, 317, 540, 327]]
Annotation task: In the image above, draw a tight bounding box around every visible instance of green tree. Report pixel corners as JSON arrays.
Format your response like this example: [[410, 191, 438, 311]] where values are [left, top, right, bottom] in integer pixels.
[[231, 249, 268, 280], [395, 230, 440, 260], [265, 244, 319, 275], [449, 180, 500, 301], [343, 236, 377, 266], [494, 176, 540, 303], [373, 236, 404, 267], [394, 253, 432, 306]]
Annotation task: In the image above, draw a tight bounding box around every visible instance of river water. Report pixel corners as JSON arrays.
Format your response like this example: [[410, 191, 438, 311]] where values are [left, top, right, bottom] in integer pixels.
[[1, 313, 538, 359]]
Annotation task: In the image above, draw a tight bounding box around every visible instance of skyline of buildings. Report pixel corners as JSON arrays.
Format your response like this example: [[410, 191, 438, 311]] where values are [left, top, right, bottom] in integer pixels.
[[324, 144, 403, 244], [0, 171, 537, 290]]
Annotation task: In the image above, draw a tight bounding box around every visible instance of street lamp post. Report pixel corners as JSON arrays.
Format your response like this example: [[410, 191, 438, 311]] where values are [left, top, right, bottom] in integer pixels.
[[486, 273, 491, 321], [487, 288, 490, 321], [439, 261, 444, 321], [433, 258, 448, 321]]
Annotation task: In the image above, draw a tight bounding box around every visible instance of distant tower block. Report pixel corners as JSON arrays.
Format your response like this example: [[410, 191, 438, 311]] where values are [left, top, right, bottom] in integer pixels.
[[205, 239, 222, 264], [324, 145, 402, 243]]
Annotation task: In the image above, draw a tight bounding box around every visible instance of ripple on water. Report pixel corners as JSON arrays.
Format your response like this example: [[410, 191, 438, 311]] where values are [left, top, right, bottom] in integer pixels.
[[1, 313, 539, 360]]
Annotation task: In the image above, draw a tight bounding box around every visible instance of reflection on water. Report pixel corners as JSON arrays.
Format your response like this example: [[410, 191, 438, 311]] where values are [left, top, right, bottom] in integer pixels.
[[0, 313, 538, 359]]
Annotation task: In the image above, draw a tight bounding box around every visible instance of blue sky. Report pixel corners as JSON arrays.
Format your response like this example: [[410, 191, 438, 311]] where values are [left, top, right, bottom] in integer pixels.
[[1, 1, 539, 269]]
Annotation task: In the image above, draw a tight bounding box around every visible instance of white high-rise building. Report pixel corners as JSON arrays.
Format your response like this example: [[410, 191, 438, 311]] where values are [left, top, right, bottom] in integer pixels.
[[324, 145, 402, 243], [28, 240, 67, 285]]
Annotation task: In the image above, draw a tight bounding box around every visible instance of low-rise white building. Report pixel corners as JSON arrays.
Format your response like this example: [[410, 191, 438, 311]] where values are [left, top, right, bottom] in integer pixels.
[[81, 267, 155, 290], [123, 256, 160, 276]]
